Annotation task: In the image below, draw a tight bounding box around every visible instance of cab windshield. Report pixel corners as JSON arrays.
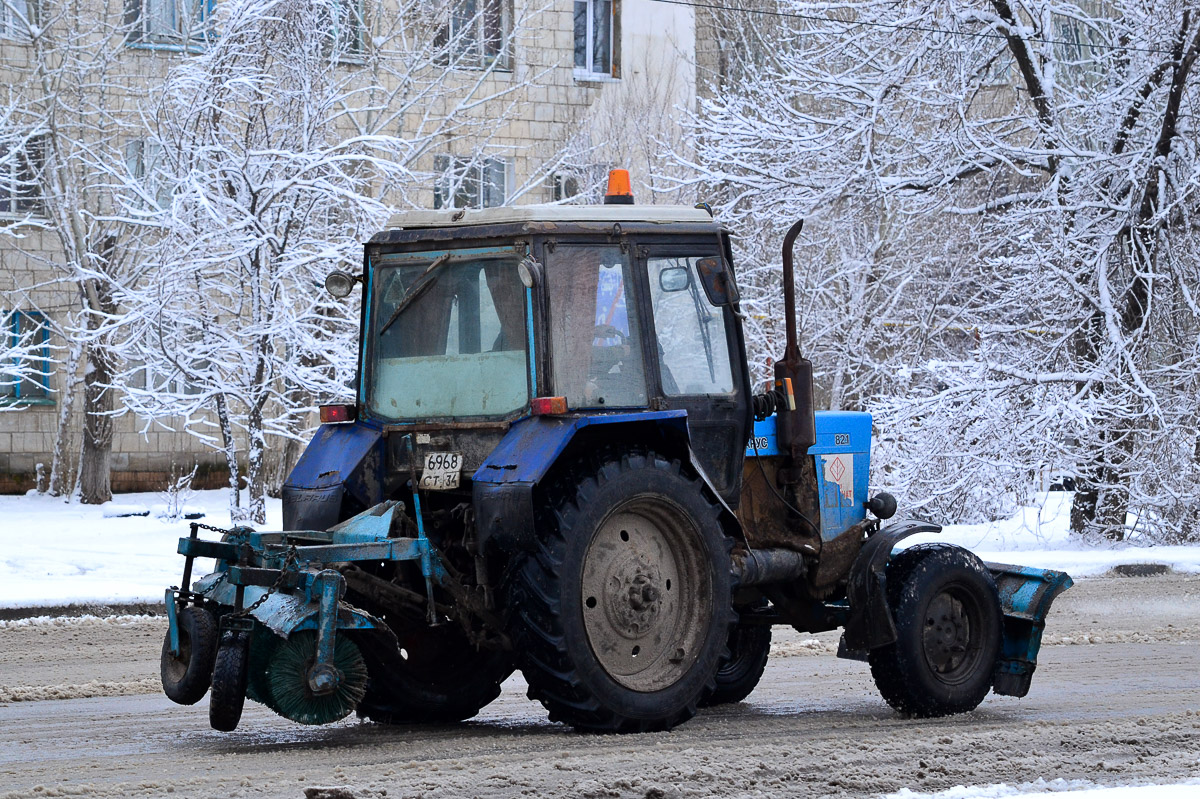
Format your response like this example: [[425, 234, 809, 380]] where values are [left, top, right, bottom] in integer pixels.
[[366, 250, 528, 421]]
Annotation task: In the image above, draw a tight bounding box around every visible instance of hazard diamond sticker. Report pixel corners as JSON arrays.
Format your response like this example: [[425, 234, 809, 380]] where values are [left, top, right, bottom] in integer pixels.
[[821, 453, 854, 503]]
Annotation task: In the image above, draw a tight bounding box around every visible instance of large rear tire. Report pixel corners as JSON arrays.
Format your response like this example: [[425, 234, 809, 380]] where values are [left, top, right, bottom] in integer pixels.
[[508, 450, 734, 732], [354, 624, 513, 725], [868, 544, 1002, 717]]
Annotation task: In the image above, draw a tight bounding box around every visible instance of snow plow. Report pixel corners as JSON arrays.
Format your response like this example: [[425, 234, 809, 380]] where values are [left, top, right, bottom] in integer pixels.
[[161, 172, 1072, 732]]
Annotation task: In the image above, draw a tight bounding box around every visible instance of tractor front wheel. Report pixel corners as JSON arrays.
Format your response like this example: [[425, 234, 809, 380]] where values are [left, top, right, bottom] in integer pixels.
[[508, 450, 734, 732], [868, 544, 1002, 717]]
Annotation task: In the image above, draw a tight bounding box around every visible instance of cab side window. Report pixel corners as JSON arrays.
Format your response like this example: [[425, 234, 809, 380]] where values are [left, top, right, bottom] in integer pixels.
[[546, 244, 647, 408], [647, 256, 735, 396]]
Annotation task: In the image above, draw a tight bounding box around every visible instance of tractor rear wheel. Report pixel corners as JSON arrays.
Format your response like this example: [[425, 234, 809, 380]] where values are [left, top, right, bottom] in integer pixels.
[[508, 450, 734, 732], [354, 624, 513, 725], [868, 544, 1002, 717], [700, 605, 772, 706], [160, 606, 218, 705]]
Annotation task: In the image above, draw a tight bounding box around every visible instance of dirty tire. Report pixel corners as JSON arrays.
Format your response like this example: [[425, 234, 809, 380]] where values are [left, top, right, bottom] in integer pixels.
[[508, 450, 734, 733], [868, 544, 1001, 717], [701, 608, 772, 707], [209, 629, 250, 732], [160, 606, 219, 705], [355, 625, 513, 725]]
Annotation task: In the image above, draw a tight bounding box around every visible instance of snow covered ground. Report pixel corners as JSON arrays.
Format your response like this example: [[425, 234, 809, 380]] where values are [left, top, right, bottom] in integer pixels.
[[885, 779, 1200, 799], [0, 489, 282, 609], [1, 489, 1199, 608]]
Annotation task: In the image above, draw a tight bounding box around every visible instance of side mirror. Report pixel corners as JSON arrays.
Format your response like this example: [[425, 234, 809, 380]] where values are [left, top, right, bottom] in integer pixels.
[[324, 271, 359, 299], [658, 266, 690, 292], [695, 257, 739, 305]]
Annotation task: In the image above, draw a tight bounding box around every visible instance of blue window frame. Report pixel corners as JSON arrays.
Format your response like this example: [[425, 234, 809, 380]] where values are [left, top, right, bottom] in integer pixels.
[[3, 310, 51, 402], [125, 0, 215, 50]]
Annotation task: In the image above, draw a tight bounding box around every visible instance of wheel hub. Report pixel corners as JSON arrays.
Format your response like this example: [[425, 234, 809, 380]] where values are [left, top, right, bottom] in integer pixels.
[[923, 591, 974, 678], [580, 504, 711, 692]]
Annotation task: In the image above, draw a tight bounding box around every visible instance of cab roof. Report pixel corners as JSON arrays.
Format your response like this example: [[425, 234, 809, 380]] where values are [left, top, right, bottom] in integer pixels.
[[382, 204, 715, 230]]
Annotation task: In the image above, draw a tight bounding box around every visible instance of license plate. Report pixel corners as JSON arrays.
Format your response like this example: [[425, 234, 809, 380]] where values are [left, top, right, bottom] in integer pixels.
[[419, 451, 462, 490]]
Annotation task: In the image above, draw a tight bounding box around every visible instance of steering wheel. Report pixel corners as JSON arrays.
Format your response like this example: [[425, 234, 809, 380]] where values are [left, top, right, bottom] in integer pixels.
[[593, 324, 628, 345]]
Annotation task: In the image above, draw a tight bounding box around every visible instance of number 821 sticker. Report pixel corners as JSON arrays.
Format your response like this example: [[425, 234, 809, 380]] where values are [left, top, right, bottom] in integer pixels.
[[420, 452, 463, 490]]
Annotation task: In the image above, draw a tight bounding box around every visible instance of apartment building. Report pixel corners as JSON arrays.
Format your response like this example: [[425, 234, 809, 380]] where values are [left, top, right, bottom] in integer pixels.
[[0, 0, 697, 494]]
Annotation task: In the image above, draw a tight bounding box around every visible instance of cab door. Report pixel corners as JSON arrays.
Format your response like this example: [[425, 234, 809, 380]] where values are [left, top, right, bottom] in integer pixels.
[[639, 247, 748, 502]]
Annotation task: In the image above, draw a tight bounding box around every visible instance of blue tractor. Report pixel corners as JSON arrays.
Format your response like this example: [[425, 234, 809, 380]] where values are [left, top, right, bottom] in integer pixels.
[[160, 174, 1071, 733]]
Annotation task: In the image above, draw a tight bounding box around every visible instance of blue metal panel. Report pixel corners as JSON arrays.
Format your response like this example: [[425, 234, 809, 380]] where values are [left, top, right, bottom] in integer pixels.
[[285, 421, 381, 489], [813, 412, 871, 540], [746, 411, 873, 540], [745, 416, 780, 457], [987, 563, 1074, 697], [473, 410, 689, 486]]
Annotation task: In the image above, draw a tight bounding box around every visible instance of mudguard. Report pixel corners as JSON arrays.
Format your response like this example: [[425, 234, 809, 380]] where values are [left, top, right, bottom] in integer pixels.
[[282, 421, 385, 531], [472, 411, 737, 553], [840, 519, 942, 654]]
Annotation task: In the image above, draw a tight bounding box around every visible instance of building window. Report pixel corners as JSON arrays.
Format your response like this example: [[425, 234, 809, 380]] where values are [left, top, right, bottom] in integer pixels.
[[434, 155, 511, 209], [0, 0, 33, 39], [2, 311, 51, 401], [0, 135, 45, 217], [574, 0, 619, 78], [124, 138, 174, 208], [125, 0, 214, 47], [324, 0, 365, 59], [440, 0, 511, 69]]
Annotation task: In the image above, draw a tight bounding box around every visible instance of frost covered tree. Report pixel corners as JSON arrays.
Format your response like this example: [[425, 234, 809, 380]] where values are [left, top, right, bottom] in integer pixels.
[[0, 0, 164, 502], [684, 1, 1200, 539], [112, 0, 543, 524]]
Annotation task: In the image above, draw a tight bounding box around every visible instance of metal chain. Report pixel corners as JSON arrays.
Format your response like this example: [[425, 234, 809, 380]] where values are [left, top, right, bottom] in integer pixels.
[[231, 546, 299, 618], [192, 522, 236, 535]]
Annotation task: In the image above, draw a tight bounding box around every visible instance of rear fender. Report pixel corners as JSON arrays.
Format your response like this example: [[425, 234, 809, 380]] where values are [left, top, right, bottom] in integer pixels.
[[472, 411, 740, 554], [987, 563, 1074, 697], [282, 421, 385, 531]]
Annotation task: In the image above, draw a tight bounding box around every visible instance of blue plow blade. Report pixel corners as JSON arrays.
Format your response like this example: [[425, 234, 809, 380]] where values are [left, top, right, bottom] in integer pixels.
[[986, 563, 1074, 697]]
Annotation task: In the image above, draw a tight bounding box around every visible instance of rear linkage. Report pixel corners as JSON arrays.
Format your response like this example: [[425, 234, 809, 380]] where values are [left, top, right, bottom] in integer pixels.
[[161, 438, 451, 731]]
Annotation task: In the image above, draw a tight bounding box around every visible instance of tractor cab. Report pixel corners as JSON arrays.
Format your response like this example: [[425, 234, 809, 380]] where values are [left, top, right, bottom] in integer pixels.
[[286, 196, 754, 534]]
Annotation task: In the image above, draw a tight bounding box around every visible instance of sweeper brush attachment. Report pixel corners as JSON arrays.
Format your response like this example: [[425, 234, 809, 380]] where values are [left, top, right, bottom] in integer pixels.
[[266, 630, 369, 725]]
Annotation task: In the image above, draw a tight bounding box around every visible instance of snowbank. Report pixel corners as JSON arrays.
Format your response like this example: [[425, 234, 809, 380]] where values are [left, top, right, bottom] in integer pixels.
[[900, 492, 1200, 577], [0, 488, 1197, 609], [0, 490, 281, 608]]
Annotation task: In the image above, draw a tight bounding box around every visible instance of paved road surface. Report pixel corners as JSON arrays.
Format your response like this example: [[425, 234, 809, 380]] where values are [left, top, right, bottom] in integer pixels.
[[1, 574, 1198, 798]]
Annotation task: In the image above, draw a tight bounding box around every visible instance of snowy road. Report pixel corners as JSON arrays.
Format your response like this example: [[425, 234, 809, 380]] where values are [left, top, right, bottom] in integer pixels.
[[1, 575, 1198, 799]]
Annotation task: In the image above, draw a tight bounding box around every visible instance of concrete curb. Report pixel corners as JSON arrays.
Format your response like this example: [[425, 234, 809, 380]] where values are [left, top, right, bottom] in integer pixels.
[[0, 601, 167, 621]]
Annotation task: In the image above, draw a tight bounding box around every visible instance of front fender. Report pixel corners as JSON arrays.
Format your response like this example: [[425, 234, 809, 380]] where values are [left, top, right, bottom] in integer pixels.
[[840, 518, 942, 654]]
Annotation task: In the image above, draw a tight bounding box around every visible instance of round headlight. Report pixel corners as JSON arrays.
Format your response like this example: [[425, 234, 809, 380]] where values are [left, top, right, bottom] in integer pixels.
[[517, 257, 541, 288], [324, 271, 357, 299]]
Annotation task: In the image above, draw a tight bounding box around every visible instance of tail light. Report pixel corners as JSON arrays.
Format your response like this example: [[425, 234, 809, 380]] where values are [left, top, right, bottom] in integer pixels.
[[319, 404, 357, 424], [530, 396, 568, 415]]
